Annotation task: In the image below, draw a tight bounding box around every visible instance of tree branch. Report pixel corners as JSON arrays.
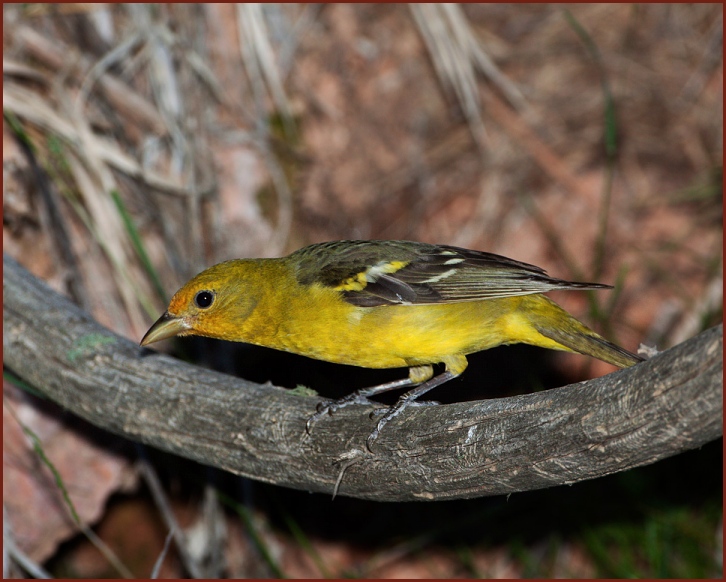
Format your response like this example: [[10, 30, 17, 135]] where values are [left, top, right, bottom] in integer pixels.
[[3, 253, 722, 501]]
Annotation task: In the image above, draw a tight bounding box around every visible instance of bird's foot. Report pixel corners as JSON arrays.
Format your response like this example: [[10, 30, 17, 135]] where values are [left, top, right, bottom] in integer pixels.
[[305, 392, 380, 434], [305, 377, 416, 434], [365, 370, 456, 451], [366, 398, 441, 452]]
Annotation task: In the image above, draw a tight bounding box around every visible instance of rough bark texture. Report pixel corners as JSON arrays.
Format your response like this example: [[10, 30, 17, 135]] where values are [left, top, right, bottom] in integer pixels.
[[3, 254, 723, 501]]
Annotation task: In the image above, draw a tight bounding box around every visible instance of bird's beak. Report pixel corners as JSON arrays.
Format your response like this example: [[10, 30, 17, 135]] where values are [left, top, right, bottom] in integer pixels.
[[140, 312, 191, 346]]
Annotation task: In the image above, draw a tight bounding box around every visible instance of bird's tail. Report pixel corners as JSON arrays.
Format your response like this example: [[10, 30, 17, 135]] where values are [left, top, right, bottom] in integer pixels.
[[526, 295, 643, 368]]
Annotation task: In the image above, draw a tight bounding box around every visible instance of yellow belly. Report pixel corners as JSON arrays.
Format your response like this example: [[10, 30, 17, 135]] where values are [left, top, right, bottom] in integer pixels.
[[271, 294, 559, 369]]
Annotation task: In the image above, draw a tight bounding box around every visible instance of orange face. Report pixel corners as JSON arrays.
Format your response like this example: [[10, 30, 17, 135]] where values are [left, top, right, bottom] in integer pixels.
[[141, 260, 262, 346]]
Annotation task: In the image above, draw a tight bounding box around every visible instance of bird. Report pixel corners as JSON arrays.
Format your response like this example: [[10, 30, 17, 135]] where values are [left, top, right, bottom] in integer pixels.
[[141, 239, 642, 450]]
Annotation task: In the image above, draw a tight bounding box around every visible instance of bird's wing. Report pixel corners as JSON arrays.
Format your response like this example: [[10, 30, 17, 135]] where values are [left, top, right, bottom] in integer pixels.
[[292, 240, 610, 307]]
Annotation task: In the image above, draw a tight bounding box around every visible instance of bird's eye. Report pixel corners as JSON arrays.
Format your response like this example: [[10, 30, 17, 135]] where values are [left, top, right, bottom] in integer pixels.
[[194, 290, 215, 309]]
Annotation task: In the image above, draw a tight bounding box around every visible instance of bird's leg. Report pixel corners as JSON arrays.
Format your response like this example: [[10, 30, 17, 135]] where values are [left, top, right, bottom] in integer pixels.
[[366, 370, 457, 451], [366, 355, 467, 452], [305, 364, 434, 434]]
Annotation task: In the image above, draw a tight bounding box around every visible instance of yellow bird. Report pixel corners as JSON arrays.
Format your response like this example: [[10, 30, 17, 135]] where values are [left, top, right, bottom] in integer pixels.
[[141, 240, 642, 449]]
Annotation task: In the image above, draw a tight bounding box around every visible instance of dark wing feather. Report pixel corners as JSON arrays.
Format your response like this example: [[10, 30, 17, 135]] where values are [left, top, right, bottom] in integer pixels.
[[291, 240, 610, 307]]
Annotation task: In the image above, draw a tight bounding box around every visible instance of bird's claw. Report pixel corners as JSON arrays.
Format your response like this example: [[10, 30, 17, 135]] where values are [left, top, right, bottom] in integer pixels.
[[306, 393, 379, 434], [305, 407, 329, 434], [306, 402, 342, 433], [366, 425, 381, 452]]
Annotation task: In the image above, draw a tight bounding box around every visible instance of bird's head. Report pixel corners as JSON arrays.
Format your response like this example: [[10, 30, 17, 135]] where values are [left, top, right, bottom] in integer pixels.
[[140, 260, 261, 346]]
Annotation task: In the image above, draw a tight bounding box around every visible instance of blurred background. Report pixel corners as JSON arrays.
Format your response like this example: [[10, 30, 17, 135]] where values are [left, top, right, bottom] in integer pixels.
[[3, 3, 722, 578]]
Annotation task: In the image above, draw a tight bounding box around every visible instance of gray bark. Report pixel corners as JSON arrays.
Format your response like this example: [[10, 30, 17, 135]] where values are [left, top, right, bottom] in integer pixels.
[[3, 253, 722, 501]]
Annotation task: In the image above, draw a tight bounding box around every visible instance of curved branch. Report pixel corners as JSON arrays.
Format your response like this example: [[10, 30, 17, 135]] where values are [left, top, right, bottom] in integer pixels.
[[3, 254, 723, 501]]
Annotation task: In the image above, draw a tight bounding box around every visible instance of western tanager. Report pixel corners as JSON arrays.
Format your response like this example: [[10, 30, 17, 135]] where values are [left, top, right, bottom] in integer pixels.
[[141, 240, 642, 449]]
